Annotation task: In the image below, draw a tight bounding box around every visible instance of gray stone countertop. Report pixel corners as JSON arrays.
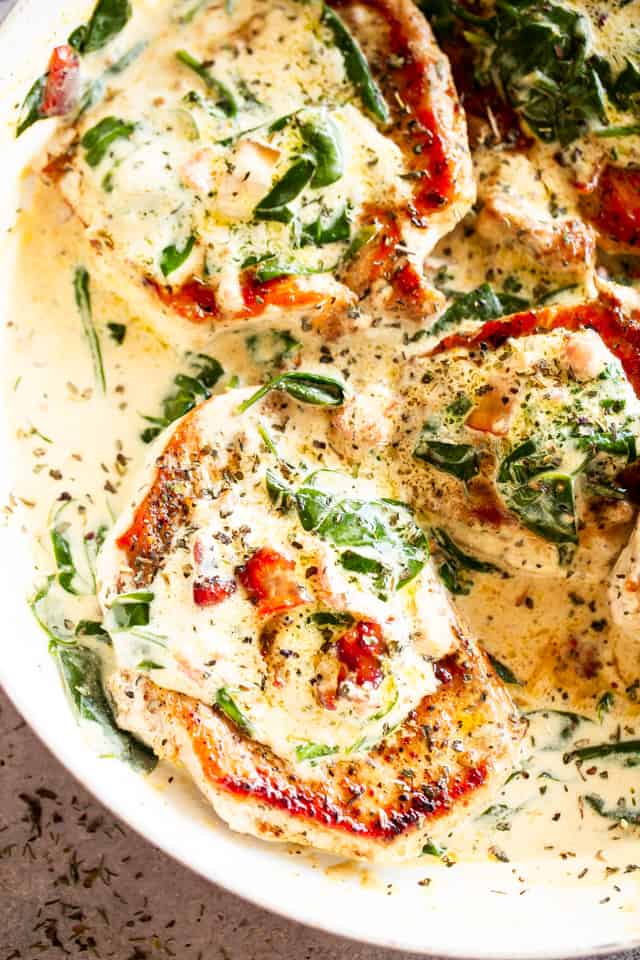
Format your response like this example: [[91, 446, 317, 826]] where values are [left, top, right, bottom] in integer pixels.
[[1, 687, 425, 960]]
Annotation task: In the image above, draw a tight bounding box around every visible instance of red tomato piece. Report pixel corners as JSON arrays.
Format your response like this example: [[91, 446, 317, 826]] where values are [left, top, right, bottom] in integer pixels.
[[42, 44, 80, 117], [336, 619, 386, 688], [588, 165, 640, 247], [193, 577, 237, 607], [237, 547, 306, 617]]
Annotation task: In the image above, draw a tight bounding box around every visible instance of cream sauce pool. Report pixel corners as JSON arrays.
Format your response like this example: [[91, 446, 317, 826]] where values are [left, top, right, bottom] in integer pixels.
[[4, 5, 640, 889]]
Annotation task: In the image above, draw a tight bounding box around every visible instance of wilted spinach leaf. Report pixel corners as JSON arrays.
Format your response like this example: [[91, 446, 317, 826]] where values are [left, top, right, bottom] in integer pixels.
[[413, 434, 480, 482], [141, 353, 223, 442], [54, 643, 156, 771]]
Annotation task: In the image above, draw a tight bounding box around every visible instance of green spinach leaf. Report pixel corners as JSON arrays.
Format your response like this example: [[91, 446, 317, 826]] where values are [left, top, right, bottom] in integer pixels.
[[237, 372, 345, 412], [71, 0, 132, 54], [111, 591, 154, 629], [505, 471, 577, 545], [422, 0, 629, 146], [300, 206, 352, 246], [81, 116, 136, 166], [300, 114, 344, 188], [16, 74, 47, 137], [413, 434, 480, 482], [246, 329, 301, 367], [431, 282, 527, 336], [431, 527, 498, 595], [255, 155, 316, 219], [215, 688, 253, 736], [75, 619, 112, 643], [294, 485, 428, 594], [141, 353, 223, 442], [159, 235, 196, 277], [176, 50, 239, 116], [584, 793, 640, 824], [564, 739, 640, 764], [488, 654, 521, 686], [322, 5, 389, 124], [73, 267, 106, 393], [107, 322, 126, 344], [55, 643, 156, 771], [295, 741, 339, 762]]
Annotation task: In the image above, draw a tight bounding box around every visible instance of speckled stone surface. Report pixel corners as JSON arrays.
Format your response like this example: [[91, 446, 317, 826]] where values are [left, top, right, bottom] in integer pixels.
[[1, 688, 428, 960]]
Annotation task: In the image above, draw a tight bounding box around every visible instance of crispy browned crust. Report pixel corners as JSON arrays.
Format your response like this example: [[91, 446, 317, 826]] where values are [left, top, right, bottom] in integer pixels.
[[336, 0, 474, 318], [115, 418, 200, 586], [112, 634, 525, 861]]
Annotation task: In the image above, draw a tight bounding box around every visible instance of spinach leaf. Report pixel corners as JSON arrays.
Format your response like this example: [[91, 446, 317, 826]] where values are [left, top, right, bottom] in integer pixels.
[[250, 256, 331, 281], [54, 643, 157, 771], [295, 488, 428, 593], [308, 611, 354, 629], [413, 434, 480, 482], [527, 707, 590, 741], [73, 267, 106, 393], [16, 74, 47, 137], [159, 235, 196, 277], [300, 206, 352, 247], [141, 353, 223, 442], [497, 439, 553, 485], [183, 89, 227, 120], [584, 793, 640, 824], [76, 619, 111, 643], [322, 5, 389, 124], [137, 659, 164, 670], [266, 469, 294, 512], [575, 428, 637, 463], [107, 322, 126, 344], [431, 282, 527, 336], [215, 688, 253, 736], [175, 50, 238, 116], [81, 116, 136, 166], [339, 225, 378, 268], [339, 550, 391, 595], [255, 156, 316, 220], [488, 654, 521, 686], [50, 506, 94, 596], [595, 123, 640, 138], [505, 471, 577, 545], [295, 486, 334, 531], [29, 577, 69, 645], [71, 0, 132, 54], [246, 329, 301, 367], [423, 0, 624, 146], [237, 372, 345, 413], [295, 741, 339, 762], [111, 591, 154, 629], [300, 114, 344, 188], [564, 739, 640, 764], [422, 839, 447, 857], [612, 58, 640, 110], [497, 440, 578, 545], [431, 527, 497, 595]]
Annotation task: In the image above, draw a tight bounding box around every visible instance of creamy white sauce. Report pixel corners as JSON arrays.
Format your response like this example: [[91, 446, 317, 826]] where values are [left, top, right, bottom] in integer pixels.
[[4, 0, 640, 886]]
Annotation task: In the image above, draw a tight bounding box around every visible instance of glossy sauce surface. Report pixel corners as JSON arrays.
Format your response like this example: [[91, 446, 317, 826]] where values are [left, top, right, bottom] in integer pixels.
[[5, 0, 640, 887]]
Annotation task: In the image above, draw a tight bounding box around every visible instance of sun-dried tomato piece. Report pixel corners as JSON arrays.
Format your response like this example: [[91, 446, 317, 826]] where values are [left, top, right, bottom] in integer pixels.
[[237, 547, 306, 618], [336, 619, 386, 688], [193, 577, 237, 607], [42, 44, 80, 117]]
